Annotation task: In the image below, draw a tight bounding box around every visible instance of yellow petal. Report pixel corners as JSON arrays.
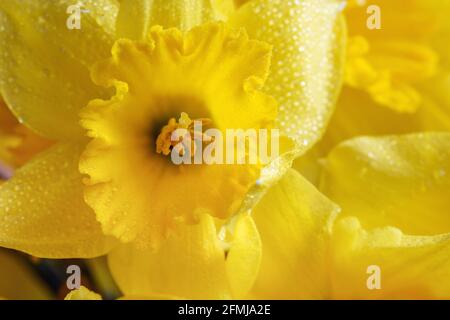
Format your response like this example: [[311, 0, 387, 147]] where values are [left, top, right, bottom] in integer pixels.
[[117, 0, 222, 39], [224, 214, 261, 299], [0, 0, 118, 140], [344, 36, 438, 113], [116, 0, 151, 40], [331, 217, 450, 299], [108, 214, 231, 299], [0, 249, 52, 300], [427, 2, 450, 69], [320, 133, 450, 235], [211, 0, 236, 19], [317, 88, 418, 153], [293, 146, 324, 187], [0, 143, 117, 258], [108, 214, 261, 299], [228, 0, 346, 156], [250, 169, 340, 299], [417, 72, 450, 130], [319, 71, 450, 154], [65, 286, 102, 300]]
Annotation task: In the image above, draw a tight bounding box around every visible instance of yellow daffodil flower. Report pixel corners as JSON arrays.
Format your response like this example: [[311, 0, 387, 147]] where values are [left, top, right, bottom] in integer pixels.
[[321, 0, 450, 151], [2, 0, 448, 300], [294, 0, 450, 187], [0, 0, 345, 299]]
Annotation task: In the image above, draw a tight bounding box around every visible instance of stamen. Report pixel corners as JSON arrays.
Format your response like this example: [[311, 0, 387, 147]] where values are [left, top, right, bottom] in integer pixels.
[[156, 112, 214, 158]]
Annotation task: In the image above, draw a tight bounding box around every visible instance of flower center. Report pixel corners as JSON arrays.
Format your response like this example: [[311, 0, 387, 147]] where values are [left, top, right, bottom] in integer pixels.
[[155, 112, 214, 158]]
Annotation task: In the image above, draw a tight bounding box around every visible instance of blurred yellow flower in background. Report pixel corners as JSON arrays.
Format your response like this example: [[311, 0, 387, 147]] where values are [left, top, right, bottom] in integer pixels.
[[321, 0, 450, 151], [296, 0, 450, 184], [321, 132, 450, 299]]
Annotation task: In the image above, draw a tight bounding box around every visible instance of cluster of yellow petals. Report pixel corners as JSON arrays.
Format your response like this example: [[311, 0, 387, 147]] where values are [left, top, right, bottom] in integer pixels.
[[0, 0, 449, 301]]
